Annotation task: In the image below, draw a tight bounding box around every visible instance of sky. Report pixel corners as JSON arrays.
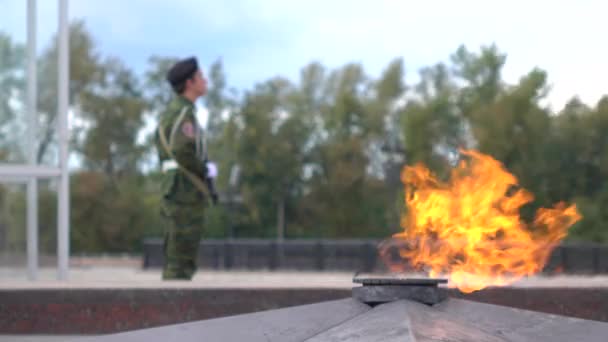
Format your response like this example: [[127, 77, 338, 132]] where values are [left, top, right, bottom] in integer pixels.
[[1, 0, 606, 112]]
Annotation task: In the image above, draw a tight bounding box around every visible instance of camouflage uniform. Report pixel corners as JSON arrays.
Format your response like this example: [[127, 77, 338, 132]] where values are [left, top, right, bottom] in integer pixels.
[[155, 95, 209, 280]]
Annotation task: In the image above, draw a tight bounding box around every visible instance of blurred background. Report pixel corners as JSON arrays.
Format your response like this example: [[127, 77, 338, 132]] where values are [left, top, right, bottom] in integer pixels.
[[1, 0, 607, 277]]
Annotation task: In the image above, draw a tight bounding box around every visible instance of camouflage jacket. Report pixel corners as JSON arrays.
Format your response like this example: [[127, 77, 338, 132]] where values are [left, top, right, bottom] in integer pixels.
[[154, 95, 208, 206]]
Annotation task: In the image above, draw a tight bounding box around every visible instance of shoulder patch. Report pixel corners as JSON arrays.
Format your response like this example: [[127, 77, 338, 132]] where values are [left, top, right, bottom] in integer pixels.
[[181, 121, 195, 138]]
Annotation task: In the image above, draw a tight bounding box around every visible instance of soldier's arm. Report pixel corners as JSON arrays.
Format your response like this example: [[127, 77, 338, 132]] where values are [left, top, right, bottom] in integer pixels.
[[170, 108, 207, 178]]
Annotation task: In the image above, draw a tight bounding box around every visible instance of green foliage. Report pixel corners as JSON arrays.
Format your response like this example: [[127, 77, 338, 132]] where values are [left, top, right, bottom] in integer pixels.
[[36, 20, 103, 164], [1, 23, 607, 254], [0, 32, 25, 162], [70, 172, 160, 253], [234, 77, 310, 237], [78, 57, 147, 177]]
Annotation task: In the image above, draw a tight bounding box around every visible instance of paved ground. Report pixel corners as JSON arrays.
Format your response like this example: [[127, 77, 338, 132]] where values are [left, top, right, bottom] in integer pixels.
[[1, 265, 608, 289]]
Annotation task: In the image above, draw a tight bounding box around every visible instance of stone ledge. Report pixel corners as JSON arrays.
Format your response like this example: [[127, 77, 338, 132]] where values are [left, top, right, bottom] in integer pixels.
[[2, 287, 608, 334]]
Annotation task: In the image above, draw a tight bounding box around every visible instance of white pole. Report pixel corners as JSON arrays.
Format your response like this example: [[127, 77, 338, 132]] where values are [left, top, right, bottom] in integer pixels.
[[26, 0, 39, 281], [57, 0, 69, 280], [26, 178, 38, 281]]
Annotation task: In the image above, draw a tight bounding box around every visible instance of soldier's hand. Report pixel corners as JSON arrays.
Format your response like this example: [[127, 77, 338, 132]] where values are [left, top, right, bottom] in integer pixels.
[[206, 161, 218, 179]]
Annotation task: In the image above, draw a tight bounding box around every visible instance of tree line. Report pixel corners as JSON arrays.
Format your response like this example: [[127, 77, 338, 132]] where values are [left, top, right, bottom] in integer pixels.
[[1, 21, 607, 254]]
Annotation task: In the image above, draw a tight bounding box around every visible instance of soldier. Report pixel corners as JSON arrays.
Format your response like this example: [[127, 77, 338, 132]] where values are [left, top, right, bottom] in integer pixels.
[[154, 56, 218, 280]]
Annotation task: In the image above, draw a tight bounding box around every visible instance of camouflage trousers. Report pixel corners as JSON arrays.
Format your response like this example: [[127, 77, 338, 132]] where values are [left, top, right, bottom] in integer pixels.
[[160, 202, 205, 280]]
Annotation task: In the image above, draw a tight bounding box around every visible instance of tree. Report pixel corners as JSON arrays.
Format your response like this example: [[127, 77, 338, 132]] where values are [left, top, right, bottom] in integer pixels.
[[549, 97, 608, 242], [6, 27, 608, 250], [205, 59, 239, 140], [299, 62, 398, 237], [451, 44, 506, 109], [36, 20, 102, 164], [77, 57, 147, 178], [0, 32, 25, 162], [233, 77, 311, 237], [401, 62, 461, 178]]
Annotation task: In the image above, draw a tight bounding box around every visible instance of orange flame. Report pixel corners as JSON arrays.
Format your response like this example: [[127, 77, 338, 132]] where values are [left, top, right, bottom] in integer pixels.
[[381, 149, 581, 293]]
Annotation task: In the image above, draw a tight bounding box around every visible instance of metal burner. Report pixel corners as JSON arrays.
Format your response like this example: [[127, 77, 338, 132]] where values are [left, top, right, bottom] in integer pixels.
[[353, 273, 448, 286], [352, 273, 449, 306]]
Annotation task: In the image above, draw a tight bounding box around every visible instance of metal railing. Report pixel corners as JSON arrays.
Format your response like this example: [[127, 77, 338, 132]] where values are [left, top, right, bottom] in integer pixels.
[[142, 238, 608, 274]]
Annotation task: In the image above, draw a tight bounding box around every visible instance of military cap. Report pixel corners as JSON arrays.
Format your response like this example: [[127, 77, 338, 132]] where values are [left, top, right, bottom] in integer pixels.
[[166, 56, 199, 88]]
